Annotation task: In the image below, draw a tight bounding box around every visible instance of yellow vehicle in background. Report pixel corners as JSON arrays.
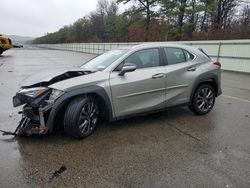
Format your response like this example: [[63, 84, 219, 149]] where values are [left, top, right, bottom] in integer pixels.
[[0, 35, 13, 55]]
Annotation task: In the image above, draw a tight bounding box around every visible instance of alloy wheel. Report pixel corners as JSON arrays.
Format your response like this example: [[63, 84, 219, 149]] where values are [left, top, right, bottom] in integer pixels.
[[78, 101, 99, 135], [196, 87, 214, 112]]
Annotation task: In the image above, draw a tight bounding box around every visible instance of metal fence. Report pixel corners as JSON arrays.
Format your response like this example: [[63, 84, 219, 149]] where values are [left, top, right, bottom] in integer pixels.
[[35, 40, 250, 73]]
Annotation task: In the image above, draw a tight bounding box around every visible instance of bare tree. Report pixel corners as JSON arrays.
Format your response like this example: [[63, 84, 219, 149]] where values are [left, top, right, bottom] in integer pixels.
[[241, 5, 250, 27], [97, 0, 109, 16], [107, 1, 119, 16], [117, 0, 158, 41], [212, 0, 238, 29]]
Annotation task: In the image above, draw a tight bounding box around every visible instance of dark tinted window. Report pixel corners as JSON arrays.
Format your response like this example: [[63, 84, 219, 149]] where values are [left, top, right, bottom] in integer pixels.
[[164, 48, 186, 65], [164, 48, 194, 65], [123, 48, 160, 69]]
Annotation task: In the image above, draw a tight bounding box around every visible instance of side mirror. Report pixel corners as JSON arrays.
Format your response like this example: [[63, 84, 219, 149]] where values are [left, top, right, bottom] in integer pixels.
[[119, 63, 137, 76]]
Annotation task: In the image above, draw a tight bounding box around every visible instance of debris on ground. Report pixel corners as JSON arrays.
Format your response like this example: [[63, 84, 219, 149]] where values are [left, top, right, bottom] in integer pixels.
[[0, 130, 17, 136], [48, 165, 67, 183]]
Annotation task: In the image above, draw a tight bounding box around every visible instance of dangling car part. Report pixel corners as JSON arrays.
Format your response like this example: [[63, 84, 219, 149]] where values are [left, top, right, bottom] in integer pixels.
[[0, 115, 47, 136], [7, 87, 55, 136]]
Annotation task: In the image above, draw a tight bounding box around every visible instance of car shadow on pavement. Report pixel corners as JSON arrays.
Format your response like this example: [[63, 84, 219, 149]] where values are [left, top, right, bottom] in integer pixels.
[[7, 106, 193, 144]]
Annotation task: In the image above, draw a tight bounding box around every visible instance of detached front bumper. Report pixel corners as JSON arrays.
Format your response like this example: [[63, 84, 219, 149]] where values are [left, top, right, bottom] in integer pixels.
[[4, 89, 63, 136]]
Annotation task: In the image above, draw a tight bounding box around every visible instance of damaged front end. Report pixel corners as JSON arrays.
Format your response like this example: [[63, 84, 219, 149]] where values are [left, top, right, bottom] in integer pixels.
[[0, 69, 96, 136], [6, 87, 64, 136]]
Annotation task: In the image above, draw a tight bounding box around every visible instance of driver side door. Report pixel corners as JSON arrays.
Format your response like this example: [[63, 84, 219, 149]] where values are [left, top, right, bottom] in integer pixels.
[[109, 48, 167, 118]]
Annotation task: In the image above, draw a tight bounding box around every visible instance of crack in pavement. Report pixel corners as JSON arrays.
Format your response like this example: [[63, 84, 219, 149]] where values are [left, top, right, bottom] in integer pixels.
[[151, 115, 206, 145]]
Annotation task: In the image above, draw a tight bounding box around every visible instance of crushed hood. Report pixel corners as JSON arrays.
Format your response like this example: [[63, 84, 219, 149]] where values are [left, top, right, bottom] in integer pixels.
[[22, 67, 96, 88]]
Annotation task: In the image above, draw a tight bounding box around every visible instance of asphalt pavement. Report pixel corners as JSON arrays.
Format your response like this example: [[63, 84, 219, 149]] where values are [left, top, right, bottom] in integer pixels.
[[0, 47, 250, 188]]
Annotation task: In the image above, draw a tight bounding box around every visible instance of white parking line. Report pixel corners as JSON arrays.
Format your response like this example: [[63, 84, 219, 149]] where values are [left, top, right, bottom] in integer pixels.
[[222, 95, 250, 103]]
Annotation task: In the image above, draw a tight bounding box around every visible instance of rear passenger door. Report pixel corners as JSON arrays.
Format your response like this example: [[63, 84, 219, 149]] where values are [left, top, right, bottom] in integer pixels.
[[163, 47, 198, 106]]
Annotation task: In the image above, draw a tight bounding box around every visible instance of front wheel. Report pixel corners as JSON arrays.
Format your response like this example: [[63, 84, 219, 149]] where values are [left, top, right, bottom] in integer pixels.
[[189, 84, 216, 115], [64, 96, 99, 138]]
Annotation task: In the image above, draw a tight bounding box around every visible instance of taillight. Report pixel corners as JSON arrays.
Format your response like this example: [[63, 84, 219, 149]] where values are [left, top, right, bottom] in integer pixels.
[[213, 61, 221, 67]]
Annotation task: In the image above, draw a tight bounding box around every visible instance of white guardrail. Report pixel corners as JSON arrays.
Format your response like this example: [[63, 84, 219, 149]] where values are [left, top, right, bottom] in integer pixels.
[[35, 40, 250, 73]]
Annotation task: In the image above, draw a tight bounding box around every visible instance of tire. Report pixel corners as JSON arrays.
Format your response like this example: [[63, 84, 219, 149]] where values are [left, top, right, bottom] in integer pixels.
[[189, 84, 216, 115], [64, 96, 99, 138]]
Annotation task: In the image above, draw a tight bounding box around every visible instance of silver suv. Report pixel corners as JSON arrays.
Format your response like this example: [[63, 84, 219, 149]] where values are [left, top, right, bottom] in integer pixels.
[[11, 43, 221, 138]]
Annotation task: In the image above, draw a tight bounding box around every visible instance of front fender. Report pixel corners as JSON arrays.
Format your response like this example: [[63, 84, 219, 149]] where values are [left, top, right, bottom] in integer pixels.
[[46, 86, 113, 133]]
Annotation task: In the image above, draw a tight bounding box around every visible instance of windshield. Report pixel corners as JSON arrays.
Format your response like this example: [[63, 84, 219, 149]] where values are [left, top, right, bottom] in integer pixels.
[[81, 49, 128, 71]]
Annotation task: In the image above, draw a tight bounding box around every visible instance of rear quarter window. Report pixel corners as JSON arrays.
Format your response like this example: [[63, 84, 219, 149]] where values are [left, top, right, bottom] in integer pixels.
[[183, 50, 195, 61]]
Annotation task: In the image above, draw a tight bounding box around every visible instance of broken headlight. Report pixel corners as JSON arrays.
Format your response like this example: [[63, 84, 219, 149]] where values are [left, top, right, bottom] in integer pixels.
[[13, 87, 50, 107], [49, 89, 65, 100], [19, 87, 49, 98]]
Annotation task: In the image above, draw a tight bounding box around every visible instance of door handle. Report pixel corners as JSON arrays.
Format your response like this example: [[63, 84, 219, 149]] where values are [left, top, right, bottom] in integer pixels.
[[152, 73, 165, 79], [187, 67, 196, 71]]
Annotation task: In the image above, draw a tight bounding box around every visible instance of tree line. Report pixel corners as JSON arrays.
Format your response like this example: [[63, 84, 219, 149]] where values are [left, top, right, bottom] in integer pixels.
[[33, 0, 250, 44]]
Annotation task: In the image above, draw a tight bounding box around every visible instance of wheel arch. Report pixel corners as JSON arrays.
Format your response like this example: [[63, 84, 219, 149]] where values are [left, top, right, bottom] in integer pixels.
[[46, 86, 114, 133], [190, 73, 220, 103]]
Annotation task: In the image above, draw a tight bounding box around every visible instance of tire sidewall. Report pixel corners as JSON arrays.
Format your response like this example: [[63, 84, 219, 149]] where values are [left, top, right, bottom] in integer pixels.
[[64, 97, 99, 138], [78, 97, 99, 138]]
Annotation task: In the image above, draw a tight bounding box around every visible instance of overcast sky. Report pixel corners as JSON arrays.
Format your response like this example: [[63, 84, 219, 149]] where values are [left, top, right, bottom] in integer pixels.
[[0, 0, 109, 37]]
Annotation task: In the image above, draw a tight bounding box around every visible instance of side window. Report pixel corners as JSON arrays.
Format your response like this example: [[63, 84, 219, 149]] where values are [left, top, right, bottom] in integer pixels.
[[123, 48, 160, 69], [183, 50, 195, 61], [164, 48, 186, 65]]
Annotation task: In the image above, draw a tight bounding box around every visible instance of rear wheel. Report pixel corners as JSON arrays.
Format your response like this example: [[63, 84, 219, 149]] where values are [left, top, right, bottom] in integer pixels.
[[189, 84, 215, 115], [64, 96, 99, 138]]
